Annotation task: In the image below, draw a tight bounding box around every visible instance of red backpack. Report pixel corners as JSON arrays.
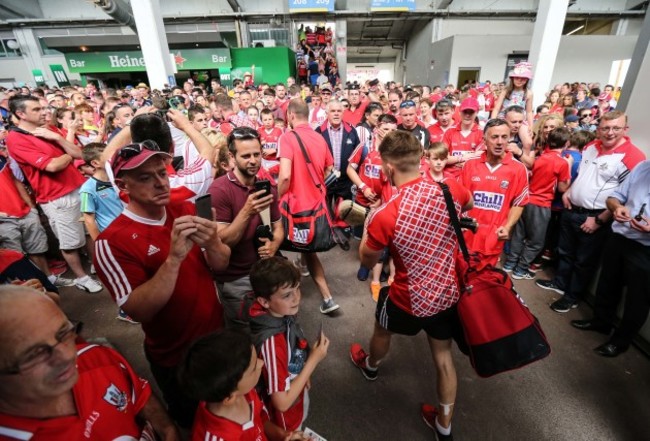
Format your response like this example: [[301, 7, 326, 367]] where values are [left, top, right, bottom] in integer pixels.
[[439, 182, 551, 378]]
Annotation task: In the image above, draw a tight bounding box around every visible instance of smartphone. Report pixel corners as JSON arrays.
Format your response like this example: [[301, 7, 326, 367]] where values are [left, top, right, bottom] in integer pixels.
[[254, 179, 271, 198], [635, 203, 646, 222], [195, 194, 212, 220]]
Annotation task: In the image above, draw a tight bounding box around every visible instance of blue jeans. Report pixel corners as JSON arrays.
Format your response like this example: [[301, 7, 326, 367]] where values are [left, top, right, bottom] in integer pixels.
[[552, 210, 610, 302]]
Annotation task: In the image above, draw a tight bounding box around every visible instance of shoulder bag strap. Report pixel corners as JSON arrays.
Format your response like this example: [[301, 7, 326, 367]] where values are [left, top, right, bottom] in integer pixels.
[[438, 181, 470, 262], [291, 131, 323, 192]]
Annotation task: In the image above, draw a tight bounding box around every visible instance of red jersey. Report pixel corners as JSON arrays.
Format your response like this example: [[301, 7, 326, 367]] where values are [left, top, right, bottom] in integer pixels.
[[423, 173, 472, 209], [0, 160, 30, 218], [6, 129, 85, 203], [342, 100, 369, 126], [0, 344, 152, 440], [94, 201, 224, 367], [258, 126, 283, 166], [190, 391, 269, 441], [427, 122, 454, 144], [365, 177, 460, 317], [528, 149, 571, 207], [460, 153, 529, 258], [277, 124, 333, 208], [347, 142, 387, 206], [259, 331, 308, 432], [442, 125, 484, 179]]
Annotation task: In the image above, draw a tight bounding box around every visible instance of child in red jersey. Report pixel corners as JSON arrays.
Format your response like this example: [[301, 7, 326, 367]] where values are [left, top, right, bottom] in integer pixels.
[[179, 329, 309, 441], [258, 108, 283, 177], [347, 114, 399, 300], [247, 258, 329, 433], [424, 143, 473, 212]]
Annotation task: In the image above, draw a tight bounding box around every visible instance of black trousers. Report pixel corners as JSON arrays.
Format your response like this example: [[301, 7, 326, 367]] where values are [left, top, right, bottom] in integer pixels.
[[593, 233, 650, 346], [145, 350, 197, 429]]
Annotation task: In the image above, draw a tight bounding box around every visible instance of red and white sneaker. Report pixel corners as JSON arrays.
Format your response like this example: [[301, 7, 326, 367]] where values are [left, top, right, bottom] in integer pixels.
[[349, 343, 377, 381], [421, 403, 454, 440]]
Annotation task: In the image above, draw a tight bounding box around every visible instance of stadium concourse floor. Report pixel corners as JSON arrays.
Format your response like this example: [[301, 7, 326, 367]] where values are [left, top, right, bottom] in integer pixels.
[[60, 240, 650, 441]]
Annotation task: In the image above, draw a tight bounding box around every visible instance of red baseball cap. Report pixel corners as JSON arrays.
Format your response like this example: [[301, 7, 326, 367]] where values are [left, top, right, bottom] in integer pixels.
[[460, 97, 479, 112], [111, 140, 171, 177]]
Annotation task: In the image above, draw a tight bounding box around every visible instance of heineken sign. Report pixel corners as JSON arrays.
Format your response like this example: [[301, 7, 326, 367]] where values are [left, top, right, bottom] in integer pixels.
[[65, 49, 232, 74]]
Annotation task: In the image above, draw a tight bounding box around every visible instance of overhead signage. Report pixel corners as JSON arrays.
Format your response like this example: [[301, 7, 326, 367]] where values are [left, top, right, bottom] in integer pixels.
[[65, 48, 232, 74], [289, 0, 334, 13], [31, 69, 45, 86], [49, 64, 71, 86], [370, 0, 415, 11]]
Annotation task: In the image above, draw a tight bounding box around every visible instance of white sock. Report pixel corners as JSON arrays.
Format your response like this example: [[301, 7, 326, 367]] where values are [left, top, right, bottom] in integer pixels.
[[435, 417, 451, 435], [364, 357, 378, 371]]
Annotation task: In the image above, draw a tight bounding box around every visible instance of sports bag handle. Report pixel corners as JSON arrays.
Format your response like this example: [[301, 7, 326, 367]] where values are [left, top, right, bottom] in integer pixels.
[[438, 181, 470, 263]]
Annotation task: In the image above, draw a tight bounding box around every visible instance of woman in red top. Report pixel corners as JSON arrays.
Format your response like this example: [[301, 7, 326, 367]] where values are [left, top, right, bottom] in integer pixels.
[[547, 90, 563, 114]]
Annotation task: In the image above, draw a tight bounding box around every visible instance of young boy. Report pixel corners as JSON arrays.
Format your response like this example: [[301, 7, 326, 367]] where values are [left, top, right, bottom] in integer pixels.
[[347, 114, 399, 300], [504, 127, 571, 279], [424, 142, 473, 211], [248, 257, 329, 432], [178, 329, 309, 441], [79, 143, 129, 319], [258, 108, 283, 176]]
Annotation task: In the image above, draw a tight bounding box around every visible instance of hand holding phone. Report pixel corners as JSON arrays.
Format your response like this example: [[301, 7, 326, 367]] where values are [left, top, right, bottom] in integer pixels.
[[253, 179, 271, 198], [635, 203, 646, 222]]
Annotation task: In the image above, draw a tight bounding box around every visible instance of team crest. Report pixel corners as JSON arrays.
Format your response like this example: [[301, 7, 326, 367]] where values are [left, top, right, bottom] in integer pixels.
[[103, 383, 128, 411], [500, 180, 509, 189]]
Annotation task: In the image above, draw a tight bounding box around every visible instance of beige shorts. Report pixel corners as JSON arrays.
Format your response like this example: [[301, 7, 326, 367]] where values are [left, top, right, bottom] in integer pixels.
[[0, 209, 48, 254], [40, 190, 86, 250]]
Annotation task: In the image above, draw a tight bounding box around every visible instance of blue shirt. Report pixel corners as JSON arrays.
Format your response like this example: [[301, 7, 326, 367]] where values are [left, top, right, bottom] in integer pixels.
[[80, 177, 124, 232], [609, 160, 650, 246]]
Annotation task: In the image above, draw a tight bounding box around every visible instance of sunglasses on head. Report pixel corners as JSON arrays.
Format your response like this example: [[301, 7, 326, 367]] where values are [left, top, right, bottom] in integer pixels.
[[117, 140, 160, 160], [228, 127, 261, 144], [400, 100, 416, 109]]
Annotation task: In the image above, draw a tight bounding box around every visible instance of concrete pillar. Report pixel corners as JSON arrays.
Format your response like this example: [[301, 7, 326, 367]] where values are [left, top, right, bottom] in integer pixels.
[[618, 5, 650, 157], [130, 0, 175, 89], [335, 19, 347, 85], [12, 28, 48, 87], [528, 0, 569, 108]]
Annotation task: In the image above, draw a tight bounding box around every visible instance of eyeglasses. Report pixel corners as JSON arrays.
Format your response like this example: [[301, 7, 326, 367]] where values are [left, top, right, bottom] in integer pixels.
[[580, 114, 591, 119], [598, 126, 625, 133], [0, 321, 82, 375], [399, 100, 416, 109], [117, 140, 160, 160]]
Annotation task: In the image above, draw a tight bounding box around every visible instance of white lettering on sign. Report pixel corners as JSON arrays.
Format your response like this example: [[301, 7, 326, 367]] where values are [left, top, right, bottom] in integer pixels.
[[109, 55, 146, 68], [221, 73, 231, 80], [211, 55, 228, 63], [69, 59, 85, 68]]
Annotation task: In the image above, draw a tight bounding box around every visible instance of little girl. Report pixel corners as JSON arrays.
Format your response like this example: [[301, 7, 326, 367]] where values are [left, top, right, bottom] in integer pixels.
[[492, 62, 534, 128]]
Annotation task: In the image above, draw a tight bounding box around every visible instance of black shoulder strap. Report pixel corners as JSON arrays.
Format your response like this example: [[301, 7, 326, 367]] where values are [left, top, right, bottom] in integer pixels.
[[438, 181, 470, 262]]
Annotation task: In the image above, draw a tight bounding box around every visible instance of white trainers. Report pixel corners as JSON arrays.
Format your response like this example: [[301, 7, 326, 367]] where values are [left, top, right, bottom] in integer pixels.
[[49, 274, 75, 287], [75, 276, 103, 293], [293, 257, 310, 277]]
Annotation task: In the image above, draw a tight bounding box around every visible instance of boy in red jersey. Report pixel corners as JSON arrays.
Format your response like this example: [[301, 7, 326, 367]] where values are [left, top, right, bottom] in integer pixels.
[[504, 127, 571, 279], [248, 258, 329, 432], [460, 119, 529, 268], [258, 108, 283, 176], [347, 114, 399, 299], [442, 97, 484, 180], [179, 329, 309, 441], [424, 142, 473, 212], [0, 285, 180, 440], [427, 99, 456, 143]]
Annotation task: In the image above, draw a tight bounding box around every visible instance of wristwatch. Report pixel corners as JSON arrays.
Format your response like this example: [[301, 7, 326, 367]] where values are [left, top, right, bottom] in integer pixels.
[[594, 216, 606, 226]]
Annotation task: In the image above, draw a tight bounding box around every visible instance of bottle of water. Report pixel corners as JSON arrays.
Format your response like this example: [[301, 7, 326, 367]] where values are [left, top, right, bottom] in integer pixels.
[[287, 338, 308, 375]]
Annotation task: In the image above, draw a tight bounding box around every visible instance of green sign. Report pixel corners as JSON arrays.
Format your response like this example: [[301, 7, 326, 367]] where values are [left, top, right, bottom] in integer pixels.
[[65, 48, 231, 74], [218, 67, 263, 88], [49, 64, 70, 86], [32, 69, 45, 86]]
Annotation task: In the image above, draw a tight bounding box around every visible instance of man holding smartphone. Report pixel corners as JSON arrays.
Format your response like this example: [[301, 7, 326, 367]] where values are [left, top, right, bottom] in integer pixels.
[[208, 126, 284, 330]]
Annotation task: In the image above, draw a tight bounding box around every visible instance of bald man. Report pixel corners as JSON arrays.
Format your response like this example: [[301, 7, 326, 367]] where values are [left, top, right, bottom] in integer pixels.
[[0, 286, 180, 440]]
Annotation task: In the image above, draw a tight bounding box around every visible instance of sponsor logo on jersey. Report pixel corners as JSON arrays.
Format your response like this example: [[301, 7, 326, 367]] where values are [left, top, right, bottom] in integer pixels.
[[103, 383, 128, 411], [500, 180, 509, 189], [486, 175, 497, 180], [471, 176, 481, 182], [363, 164, 381, 179], [473, 191, 505, 211], [147, 244, 160, 256]]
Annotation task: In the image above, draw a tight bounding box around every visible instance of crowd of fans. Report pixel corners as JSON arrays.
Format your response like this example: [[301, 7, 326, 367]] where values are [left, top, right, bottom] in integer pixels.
[[0, 60, 647, 441]]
